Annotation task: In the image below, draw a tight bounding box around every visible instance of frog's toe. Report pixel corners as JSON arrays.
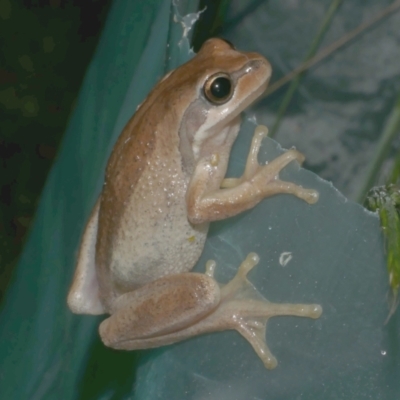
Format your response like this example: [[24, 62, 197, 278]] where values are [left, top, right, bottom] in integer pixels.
[[235, 318, 277, 369], [299, 188, 319, 204], [238, 252, 260, 276]]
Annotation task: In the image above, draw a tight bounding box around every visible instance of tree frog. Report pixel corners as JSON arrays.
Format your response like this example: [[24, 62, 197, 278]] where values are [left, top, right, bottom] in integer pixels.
[[67, 38, 322, 369]]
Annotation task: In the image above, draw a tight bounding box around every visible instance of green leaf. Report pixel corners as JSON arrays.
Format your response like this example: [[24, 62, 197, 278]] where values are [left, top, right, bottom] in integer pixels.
[[133, 120, 395, 400], [0, 1, 199, 399]]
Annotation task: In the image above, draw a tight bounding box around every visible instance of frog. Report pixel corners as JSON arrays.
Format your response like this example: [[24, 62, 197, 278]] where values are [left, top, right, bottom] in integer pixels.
[[67, 38, 322, 369]]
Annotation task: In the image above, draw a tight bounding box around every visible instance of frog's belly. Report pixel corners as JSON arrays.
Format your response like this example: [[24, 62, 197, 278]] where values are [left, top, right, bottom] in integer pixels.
[[108, 199, 209, 290]]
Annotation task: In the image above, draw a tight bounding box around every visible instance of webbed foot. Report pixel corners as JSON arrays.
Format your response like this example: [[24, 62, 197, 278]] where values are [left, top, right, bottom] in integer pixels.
[[221, 125, 319, 205], [208, 253, 322, 369]]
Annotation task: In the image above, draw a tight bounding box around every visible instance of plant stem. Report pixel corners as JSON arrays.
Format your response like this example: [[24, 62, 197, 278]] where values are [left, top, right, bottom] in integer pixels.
[[268, 0, 343, 139], [264, 0, 400, 99]]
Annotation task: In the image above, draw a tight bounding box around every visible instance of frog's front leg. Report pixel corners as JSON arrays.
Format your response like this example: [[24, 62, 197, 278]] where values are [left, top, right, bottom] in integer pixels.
[[187, 125, 318, 224], [99, 254, 322, 369], [221, 125, 270, 189]]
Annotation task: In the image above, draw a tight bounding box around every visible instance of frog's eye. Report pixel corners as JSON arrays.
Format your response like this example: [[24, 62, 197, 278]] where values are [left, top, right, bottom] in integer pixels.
[[204, 73, 233, 105]]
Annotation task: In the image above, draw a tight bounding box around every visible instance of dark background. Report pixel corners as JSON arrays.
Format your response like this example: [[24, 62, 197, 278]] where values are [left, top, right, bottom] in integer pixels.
[[0, 0, 112, 304]]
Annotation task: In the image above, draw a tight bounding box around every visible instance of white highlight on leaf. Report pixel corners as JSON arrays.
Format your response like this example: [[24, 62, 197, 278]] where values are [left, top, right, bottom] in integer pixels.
[[247, 114, 258, 125], [173, 0, 206, 45], [279, 251, 293, 267]]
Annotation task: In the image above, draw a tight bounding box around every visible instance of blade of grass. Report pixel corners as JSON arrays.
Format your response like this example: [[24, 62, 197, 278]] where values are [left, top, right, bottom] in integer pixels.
[[389, 143, 400, 183], [356, 91, 400, 203], [364, 185, 400, 322], [268, 0, 343, 139]]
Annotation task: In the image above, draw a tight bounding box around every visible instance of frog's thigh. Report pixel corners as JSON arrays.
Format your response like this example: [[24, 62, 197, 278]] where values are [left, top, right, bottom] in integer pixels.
[[99, 273, 220, 349], [67, 198, 104, 315]]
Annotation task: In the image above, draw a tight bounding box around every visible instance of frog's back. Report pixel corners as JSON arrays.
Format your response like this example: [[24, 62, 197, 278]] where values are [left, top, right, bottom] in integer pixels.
[[95, 65, 207, 306]]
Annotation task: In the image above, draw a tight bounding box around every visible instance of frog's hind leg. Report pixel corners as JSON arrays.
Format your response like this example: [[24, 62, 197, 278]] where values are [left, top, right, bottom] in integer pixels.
[[98, 253, 322, 370], [98, 272, 221, 350], [67, 198, 105, 315], [216, 253, 322, 369]]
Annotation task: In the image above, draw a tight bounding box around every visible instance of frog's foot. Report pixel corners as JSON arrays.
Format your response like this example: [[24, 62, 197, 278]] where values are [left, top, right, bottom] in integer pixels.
[[221, 125, 318, 205], [208, 253, 322, 369], [221, 125, 269, 189]]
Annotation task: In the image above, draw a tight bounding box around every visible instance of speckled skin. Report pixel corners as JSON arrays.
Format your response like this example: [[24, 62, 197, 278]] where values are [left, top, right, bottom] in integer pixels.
[[95, 39, 268, 310], [68, 38, 274, 313], [67, 39, 321, 367], [104, 134, 209, 294]]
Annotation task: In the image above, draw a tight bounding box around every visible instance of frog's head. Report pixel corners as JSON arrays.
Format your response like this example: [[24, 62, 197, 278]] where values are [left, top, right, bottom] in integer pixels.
[[176, 38, 272, 164], [196, 38, 271, 119]]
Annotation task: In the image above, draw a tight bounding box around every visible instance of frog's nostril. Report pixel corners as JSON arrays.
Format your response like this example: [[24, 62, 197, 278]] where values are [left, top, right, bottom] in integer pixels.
[[246, 59, 271, 79], [246, 59, 265, 73]]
